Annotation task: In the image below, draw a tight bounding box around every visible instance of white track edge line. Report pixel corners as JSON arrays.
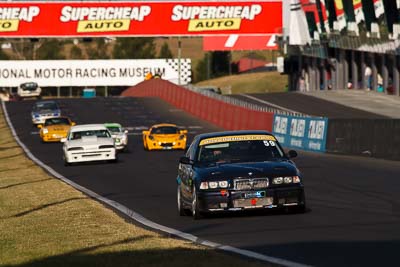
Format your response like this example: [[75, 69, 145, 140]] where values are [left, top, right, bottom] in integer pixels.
[[1, 100, 311, 267]]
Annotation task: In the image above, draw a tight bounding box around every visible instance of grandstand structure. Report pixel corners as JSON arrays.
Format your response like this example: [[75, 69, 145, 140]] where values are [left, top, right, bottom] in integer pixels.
[[283, 0, 400, 96]]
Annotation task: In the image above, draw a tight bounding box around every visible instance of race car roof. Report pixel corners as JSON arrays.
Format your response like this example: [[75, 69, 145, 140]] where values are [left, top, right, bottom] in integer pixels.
[[70, 124, 107, 132]]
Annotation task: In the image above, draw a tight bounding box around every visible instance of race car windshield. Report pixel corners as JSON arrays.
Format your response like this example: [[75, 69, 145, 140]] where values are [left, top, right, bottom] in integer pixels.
[[107, 126, 121, 133], [44, 118, 70, 126], [151, 126, 178, 134], [21, 83, 38, 91], [70, 130, 111, 140], [35, 102, 58, 111], [197, 140, 285, 165]]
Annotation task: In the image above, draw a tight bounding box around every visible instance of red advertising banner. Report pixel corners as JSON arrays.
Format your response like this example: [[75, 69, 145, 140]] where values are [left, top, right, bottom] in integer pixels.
[[0, 1, 282, 37], [203, 34, 278, 51], [301, 0, 328, 25]]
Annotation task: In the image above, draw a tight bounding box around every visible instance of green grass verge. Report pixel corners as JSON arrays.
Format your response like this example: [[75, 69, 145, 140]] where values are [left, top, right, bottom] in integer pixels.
[[194, 72, 288, 94], [0, 105, 273, 267]]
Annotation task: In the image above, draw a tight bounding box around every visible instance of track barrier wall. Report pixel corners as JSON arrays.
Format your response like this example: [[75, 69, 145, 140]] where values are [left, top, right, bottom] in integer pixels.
[[122, 79, 274, 131], [272, 114, 329, 153], [326, 119, 400, 160], [122, 79, 399, 160]]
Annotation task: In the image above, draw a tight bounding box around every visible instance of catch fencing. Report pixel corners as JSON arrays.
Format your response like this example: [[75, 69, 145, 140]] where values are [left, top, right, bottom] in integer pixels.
[[326, 119, 400, 160]]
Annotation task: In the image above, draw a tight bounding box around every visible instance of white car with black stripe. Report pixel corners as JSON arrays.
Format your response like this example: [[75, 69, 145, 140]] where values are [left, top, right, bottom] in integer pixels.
[[62, 124, 117, 166]]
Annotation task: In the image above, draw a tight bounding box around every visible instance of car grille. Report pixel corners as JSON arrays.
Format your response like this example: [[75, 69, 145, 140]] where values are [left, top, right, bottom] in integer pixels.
[[160, 143, 173, 147], [234, 178, 269, 190]]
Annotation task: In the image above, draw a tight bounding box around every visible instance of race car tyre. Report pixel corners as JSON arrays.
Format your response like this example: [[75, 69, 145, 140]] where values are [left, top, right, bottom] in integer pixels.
[[63, 155, 70, 166], [191, 186, 203, 219], [110, 155, 118, 163], [288, 204, 306, 214], [177, 185, 189, 216]]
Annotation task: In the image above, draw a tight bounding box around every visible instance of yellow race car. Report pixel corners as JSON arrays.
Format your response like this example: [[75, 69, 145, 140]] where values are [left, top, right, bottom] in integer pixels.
[[142, 123, 187, 151], [38, 117, 76, 142]]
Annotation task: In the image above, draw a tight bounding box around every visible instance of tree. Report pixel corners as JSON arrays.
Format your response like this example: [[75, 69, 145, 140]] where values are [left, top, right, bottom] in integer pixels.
[[70, 45, 82, 59], [158, 42, 173, 58], [0, 47, 10, 60], [194, 53, 209, 82], [86, 38, 109, 59], [112, 37, 156, 59], [35, 39, 65, 59], [211, 51, 230, 77]]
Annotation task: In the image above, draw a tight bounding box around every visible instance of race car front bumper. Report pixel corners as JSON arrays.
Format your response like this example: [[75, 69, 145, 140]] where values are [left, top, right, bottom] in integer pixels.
[[147, 140, 186, 150], [65, 149, 116, 163], [197, 185, 305, 212]]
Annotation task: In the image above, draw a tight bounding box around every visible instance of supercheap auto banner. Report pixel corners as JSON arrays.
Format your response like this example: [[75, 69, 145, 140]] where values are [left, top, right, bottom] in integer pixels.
[[0, 1, 282, 37]]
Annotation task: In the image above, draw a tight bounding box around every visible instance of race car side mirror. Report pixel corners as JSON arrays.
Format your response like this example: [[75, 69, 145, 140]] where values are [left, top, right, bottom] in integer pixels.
[[288, 150, 298, 158], [124, 130, 128, 134], [37, 124, 42, 129], [179, 156, 192, 165], [71, 122, 76, 126]]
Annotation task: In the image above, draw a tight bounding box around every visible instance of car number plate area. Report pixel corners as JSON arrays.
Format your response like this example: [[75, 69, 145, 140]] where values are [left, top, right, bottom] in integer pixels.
[[233, 197, 273, 208], [163, 146, 172, 150], [244, 191, 266, 198]]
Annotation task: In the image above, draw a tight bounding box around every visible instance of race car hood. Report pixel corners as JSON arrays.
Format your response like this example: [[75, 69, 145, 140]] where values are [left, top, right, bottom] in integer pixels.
[[66, 136, 114, 147], [36, 109, 60, 115], [194, 161, 299, 180], [151, 134, 181, 141], [45, 125, 71, 133], [111, 133, 126, 139]]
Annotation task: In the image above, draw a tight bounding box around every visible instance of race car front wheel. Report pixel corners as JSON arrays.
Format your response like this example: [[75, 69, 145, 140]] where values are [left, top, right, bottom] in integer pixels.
[[191, 186, 203, 219], [177, 185, 188, 216]]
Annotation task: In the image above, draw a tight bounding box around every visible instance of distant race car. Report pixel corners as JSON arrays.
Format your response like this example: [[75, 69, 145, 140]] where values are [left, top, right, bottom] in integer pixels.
[[104, 123, 128, 151], [38, 117, 76, 142], [142, 123, 187, 151], [17, 82, 42, 100], [31, 100, 61, 125], [176, 130, 306, 219], [62, 124, 117, 166]]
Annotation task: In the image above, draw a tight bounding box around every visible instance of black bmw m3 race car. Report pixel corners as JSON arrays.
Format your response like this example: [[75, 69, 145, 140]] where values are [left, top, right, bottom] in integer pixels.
[[176, 130, 306, 219]]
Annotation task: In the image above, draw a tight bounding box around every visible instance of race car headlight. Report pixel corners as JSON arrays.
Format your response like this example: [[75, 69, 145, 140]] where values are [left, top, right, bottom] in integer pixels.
[[209, 182, 218, 189], [272, 177, 283, 185], [200, 182, 208, 189], [284, 177, 293, 183], [179, 134, 186, 140], [218, 181, 228, 188], [67, 147, 83, 151], [200, 180, 229, 190], [99, 145, 114, 149], [272, 176, 300, 184], [293, 176, 301, 183], [42, 128, 48, 134]]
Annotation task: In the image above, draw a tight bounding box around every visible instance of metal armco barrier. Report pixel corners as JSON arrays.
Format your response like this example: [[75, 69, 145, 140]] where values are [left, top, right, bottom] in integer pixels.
[[122, 79, 274, 131], [273, 114, 328, 152], [326, 119, 400, 160]]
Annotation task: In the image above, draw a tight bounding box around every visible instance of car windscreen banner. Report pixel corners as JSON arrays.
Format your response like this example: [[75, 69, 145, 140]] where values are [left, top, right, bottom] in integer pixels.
[[0, 1, 282, 37]]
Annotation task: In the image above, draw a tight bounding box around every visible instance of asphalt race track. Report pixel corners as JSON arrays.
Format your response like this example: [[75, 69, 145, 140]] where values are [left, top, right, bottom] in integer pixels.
[[229, 92, 388, 119], [5, 97, 400, 267]]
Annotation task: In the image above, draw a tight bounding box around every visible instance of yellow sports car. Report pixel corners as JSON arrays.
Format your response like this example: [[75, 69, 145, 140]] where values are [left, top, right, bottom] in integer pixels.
[[38, 117, 75, 142], [142, 123, 187, 150]]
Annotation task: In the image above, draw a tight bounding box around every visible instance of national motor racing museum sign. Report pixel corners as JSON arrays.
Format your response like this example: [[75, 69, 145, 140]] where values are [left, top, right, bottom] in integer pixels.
[[0, 59, 193, 86], [0, 1, 282, 37]]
